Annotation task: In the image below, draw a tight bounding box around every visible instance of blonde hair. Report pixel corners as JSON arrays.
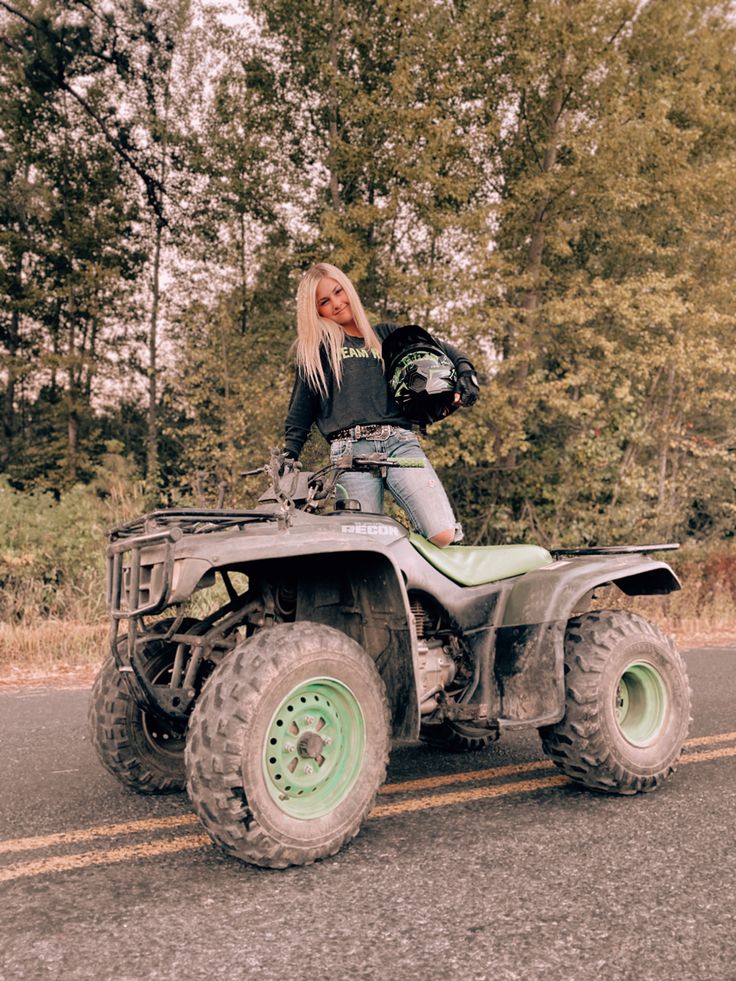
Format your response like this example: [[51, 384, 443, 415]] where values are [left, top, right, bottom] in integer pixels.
[[294, 262, 383, 396]]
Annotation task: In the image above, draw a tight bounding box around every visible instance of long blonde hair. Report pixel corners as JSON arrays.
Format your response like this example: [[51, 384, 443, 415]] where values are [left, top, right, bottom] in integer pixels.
[[294, 262, 383, 396]]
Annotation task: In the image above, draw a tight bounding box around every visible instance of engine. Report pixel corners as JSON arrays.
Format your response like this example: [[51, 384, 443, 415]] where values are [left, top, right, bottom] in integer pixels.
[[417, 638, 457, 714], [411, 598, 465, 714]]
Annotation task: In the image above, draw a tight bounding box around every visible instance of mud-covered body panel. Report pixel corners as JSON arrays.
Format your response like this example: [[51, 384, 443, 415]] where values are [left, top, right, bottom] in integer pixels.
[[107, 502, 682, 736], [167, 511, 408, 603], [500, 554, 680, 628]]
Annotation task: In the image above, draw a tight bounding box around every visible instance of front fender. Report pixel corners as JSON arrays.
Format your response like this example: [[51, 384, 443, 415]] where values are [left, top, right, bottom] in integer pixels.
[[288, 550, 419, 741]]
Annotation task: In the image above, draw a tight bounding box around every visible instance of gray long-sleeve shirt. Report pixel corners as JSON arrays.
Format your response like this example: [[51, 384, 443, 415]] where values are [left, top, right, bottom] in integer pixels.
[[283, 323, 473, 459]]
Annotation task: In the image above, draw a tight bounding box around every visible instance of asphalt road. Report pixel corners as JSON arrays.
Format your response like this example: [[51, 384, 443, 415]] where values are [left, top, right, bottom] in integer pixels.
[[0, 647, 734, 981]]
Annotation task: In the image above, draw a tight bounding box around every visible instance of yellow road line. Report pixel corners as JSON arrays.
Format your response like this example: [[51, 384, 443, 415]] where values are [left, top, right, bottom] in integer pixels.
[[374, 744, 736, 818], [380, 729, 736, 796], [0, 814, 198, 856], [381, 758, 554, 795], [374, 745, 736, 817], [2, 730, 734, 862], [0, 776, 572, 883], [684, 731, 736, 748], [371, 773, 571, 819], [679, 745, 736, 766], [0, 834, 210, 884], [1, 743, 734, 883]]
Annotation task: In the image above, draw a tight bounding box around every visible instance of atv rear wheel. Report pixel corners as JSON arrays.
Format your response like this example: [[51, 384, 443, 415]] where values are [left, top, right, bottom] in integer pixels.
[[420, 719, 498, 753], [185, 621, 390, 868], [89, 618, 198, 794], [540, 610, 690, 794]]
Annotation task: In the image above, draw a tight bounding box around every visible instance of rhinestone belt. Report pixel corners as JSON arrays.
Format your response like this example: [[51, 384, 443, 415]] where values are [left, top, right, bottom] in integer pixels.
[[330, 424, 400, 441]]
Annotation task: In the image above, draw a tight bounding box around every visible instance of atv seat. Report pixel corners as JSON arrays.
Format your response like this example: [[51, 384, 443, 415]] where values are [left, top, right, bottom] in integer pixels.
[[408, 533, 553, 586]]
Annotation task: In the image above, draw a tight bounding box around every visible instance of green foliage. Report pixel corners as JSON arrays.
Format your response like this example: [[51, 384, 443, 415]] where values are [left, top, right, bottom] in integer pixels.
[[0, 449, 145, 622], [425, 0, 736, 546], [1, 0, 736, 611], [0, 0, 148, 487]]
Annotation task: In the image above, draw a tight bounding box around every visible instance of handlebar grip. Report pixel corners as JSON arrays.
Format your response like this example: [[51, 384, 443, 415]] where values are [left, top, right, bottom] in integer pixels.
[[388, 457, 425, 467]]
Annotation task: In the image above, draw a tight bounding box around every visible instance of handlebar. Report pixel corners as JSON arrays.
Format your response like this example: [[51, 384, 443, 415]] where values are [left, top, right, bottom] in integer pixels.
[[240, 449, 425, 515], [239, 453, 423, 479]]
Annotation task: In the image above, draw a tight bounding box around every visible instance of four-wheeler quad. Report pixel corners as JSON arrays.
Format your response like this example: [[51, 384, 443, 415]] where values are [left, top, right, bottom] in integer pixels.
[[90, 450, 691, 868]]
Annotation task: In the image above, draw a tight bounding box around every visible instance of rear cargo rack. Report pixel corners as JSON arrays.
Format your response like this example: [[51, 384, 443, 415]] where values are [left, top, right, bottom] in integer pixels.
[[549, 543, 679, 558]]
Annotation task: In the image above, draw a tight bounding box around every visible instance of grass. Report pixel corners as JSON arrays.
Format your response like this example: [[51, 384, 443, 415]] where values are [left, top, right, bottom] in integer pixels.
[[1, 595, 735, 688], [0, 621, 109, 685], [2, 540, 735, 685]]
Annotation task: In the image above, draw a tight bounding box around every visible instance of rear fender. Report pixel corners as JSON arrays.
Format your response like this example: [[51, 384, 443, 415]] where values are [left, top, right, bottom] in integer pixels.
[[495, 554, 681, 729]]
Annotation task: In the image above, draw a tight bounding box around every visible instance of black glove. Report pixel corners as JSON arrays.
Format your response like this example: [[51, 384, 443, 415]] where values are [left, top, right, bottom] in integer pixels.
[[455, 370, 480, 407], [278, 450, 298, 476]]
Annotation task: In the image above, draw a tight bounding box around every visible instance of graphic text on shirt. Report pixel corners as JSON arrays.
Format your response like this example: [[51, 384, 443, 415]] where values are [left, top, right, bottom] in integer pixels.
[[341, 346, 381, 361]]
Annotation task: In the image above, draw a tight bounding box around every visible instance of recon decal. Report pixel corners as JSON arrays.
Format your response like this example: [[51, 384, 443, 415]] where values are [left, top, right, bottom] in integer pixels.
[[341, 523, 401, 537]]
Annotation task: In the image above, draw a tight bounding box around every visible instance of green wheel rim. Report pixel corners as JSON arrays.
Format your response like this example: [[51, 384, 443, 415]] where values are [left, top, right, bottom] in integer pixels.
[[263, 677, 365, 819], [614, 661, 668, 747]]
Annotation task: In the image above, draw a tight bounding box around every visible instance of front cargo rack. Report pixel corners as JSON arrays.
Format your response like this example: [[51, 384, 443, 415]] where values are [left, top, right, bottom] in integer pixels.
[[110, 508, 276, 542]]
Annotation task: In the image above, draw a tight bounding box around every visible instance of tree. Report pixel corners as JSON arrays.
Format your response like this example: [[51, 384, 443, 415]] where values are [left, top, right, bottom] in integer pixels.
[[0, 0, 144, 487], [442, 0, 736, 544]]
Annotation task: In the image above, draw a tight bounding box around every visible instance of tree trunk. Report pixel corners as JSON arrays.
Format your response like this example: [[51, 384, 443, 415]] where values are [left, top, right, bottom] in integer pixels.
[[147, 216, 163, 483], [146, 70, 172, 487], [2, 306, 20, 470], [423, 232, 438, 325], [328, 0, 341, 211], [657, 363, 676, 527], [502, 68, 567, 470], [239, 209, 248, 334], [66, 297, 78, 483], [84, 314, 98, 400], [67, 408, 78, 483], [517, 76, 566, 376]]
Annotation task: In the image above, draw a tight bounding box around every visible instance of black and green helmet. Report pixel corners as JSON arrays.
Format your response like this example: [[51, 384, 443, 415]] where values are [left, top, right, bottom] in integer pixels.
[[383, 325, 457, 425]]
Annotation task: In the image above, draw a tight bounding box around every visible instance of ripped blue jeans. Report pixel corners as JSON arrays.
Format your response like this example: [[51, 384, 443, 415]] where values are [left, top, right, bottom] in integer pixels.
[[329, 428, 463, 542]]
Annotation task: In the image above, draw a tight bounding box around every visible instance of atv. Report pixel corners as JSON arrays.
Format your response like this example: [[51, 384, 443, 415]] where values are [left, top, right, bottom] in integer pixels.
[[90, 450, 691, 868]]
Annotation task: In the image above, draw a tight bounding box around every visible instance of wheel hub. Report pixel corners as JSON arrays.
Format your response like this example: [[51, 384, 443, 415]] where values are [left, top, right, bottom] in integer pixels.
[[140, 661, 187, 759], [262, 677, 365, 820], [141, 711, 186, 758], [297, 731, 326, 759], [614, 660, 668, 747]]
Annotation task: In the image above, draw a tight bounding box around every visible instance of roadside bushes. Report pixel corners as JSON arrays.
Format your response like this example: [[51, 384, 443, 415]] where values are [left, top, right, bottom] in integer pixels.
[[670, 542, 736, 627], [0, 470, 734, 651], [587, 540, 736, 638], [0, 452, 145, 623], [0, 481, 108, 622]]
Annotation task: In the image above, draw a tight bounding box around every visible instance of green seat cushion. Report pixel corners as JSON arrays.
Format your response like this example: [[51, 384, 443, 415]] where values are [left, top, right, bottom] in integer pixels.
[[408, 532, 552, 586]]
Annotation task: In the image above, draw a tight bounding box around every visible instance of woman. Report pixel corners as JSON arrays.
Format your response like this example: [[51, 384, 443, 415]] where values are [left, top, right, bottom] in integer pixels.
[[283, 262, 479, 547]]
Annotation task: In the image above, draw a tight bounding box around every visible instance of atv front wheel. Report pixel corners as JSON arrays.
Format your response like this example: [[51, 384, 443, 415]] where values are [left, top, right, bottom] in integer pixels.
[[540, 610, 691, 794], [89, 618, 198, 794], [185, 621, 390, 868]]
